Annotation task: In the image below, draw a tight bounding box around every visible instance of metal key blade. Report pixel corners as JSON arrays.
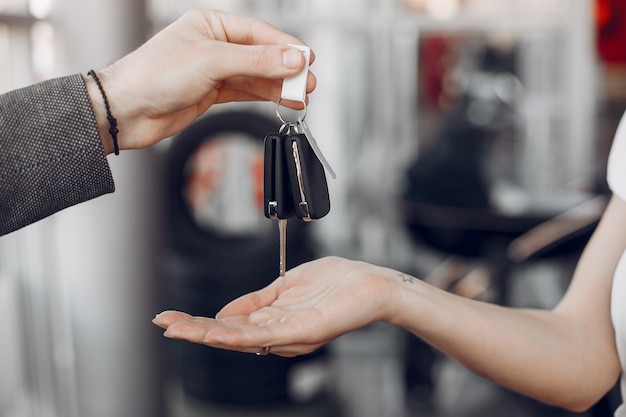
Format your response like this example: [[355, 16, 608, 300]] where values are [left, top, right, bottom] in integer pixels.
[[278, 219, 287, 277]]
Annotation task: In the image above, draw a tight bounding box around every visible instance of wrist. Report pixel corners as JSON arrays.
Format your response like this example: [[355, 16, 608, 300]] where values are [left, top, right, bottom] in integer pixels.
[[363, 265, 415, 325], [84, 72, 116, 155], [85, 69, 135, 156], [380, 269, 430, 329]]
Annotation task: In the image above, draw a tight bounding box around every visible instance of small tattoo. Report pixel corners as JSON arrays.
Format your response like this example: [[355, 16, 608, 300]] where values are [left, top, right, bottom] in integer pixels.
[[398, 273, 415, 284]]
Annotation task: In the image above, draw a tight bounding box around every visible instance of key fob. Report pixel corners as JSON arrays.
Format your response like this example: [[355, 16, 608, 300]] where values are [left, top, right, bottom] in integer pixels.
[[284, 133, 331, 221], [263, 133, 295, 220]]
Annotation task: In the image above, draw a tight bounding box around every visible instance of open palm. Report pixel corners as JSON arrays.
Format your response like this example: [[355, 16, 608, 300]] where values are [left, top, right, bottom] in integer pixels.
[[153, 256, 395, 356]]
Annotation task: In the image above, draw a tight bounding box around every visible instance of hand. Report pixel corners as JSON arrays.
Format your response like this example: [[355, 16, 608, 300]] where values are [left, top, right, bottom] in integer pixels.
[[85, 9, 316, 154], [153, 257, 397, 357]]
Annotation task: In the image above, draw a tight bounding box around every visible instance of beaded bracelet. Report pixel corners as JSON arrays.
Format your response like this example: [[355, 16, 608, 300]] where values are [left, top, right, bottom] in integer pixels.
[[87, 70, 119, 155]]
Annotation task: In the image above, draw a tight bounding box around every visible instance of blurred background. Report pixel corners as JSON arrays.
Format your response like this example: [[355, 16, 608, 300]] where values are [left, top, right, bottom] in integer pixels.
[[1, 0, 625, 416]]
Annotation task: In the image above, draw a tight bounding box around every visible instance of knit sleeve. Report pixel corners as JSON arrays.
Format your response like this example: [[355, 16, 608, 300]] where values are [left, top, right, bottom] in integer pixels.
[[0, 74, 115, 236]]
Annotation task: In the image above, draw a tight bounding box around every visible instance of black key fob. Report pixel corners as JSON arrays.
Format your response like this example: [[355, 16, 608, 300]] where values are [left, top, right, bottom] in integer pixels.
[[283, 133, 331, 221], [263, 133, 295, 220]]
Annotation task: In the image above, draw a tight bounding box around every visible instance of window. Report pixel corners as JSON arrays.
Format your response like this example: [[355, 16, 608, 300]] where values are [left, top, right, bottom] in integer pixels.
[[0, 0, 54, 93], [0, 5, 62, 417]]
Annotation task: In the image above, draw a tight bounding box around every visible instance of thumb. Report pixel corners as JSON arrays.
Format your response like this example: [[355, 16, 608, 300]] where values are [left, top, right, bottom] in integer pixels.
[[209, 44, 307, 81], [216, 279, 283, 318]]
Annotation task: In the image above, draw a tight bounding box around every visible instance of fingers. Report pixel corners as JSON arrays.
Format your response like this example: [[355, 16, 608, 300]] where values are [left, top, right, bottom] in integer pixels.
[[201, 319, 323, 357], [152, 310, 193, 328], [213, 90, 307, 110], [214, 72, 316, 106], [209, 10, 313, 55], [205, 320, 327, 357], [175, 9, 314, 82], [153, 309, 325, 357], [152, 312, 270, 355]]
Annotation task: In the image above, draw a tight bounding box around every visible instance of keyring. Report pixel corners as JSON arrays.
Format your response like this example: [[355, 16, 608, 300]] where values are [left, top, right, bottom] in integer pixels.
[[279, 121, 298, 135], [276, 98, 307, 125]]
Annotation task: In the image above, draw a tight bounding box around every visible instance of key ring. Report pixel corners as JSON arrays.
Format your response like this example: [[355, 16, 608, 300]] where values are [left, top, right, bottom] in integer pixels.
[[276, 98, 307, 125], [279, 121, 298, 135]]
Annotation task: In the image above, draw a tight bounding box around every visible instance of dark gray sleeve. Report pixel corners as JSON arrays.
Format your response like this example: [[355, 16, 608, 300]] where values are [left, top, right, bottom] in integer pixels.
[[0, 74, 115, 236]]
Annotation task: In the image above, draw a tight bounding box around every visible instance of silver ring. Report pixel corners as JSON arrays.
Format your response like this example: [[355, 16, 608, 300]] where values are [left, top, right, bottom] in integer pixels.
[[275, 98, 307, 125], [256, 346, 271, 356]]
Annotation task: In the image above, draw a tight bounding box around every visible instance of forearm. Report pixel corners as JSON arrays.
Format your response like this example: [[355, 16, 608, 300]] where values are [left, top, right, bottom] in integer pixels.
[[0, 75, 114, 236], [384, 273, 617, 411]]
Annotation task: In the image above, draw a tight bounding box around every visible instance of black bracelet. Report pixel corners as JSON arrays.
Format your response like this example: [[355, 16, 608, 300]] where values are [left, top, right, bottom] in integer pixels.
[[87, 69, 119, 155]]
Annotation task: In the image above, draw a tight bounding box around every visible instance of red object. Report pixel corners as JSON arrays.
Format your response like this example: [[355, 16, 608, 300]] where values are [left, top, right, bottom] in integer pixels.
[[596, 0, 626, 63], [252, 153, 265, 213]]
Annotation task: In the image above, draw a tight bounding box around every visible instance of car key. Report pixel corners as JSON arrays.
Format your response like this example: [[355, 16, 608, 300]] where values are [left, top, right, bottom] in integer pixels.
[[263, 133, 294, 220], [263, 132, 293, 277], [278, 218, 287, 276], [284, 133, 331, 222]]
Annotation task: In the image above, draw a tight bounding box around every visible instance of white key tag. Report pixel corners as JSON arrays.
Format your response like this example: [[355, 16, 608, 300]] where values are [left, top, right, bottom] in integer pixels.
[[281, 44, 311, 103], [297, 117, 337, 180]]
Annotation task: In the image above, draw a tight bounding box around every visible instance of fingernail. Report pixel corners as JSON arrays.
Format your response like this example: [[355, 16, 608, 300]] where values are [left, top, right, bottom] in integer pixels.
[[282, 48, 302, 69]]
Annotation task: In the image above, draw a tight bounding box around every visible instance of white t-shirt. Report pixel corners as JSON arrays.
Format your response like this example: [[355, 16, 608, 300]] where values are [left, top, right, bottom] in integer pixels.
[[608, 110, 626, 417]]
